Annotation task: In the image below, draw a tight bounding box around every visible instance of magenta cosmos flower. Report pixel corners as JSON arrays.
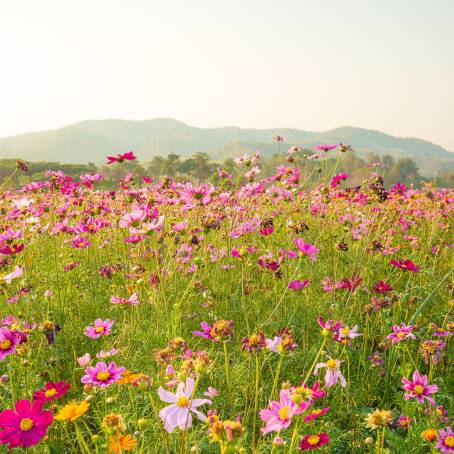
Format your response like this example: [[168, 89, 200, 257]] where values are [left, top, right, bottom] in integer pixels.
[[106, 151, 136, 164], [314, 144, 337, 152], [314, 358, 346, 388], [288, 280, 310, 291], [387, 323, 416, 346], [0, 328, 21, 360], [81, 361, 125, 388], [294, 238, 319, 261], [157, 377, 211, 433], [260, 389, 300, 434], [390, 259, 420, 272], [84, 319, 114, 339], [299, 433, 330, 450], [34, 381, 70, 402], [436, 426, 454, 453], [0, 400, 53, 449], [402, 370, 438, 405]]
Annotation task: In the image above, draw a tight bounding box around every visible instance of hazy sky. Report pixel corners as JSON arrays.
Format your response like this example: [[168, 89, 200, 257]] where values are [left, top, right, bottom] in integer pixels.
[[1, 0, 453, 149]]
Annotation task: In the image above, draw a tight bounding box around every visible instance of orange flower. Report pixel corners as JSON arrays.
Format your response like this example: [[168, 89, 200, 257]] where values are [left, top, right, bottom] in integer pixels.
[[109, 434, 138, 453]]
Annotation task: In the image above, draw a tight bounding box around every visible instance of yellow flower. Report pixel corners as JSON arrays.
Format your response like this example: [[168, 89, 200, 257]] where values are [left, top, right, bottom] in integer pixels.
[[108, 434, 138, 453], [55, 401, 89, 421], [365, 409, 393, 430]]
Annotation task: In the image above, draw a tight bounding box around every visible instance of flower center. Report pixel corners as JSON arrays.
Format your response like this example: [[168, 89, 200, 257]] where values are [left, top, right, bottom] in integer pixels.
[[96, 371, 111, 381], [177, 396, 189, 407], [95, 327, 105, 334], [445, 436, 454, 447], [396, 332, 406, 339], [20, 418, 34, 432], [45, 388, 57, 397], [278, 406, 290, 420], [312, 409, 322, 415], [0, 339, 12, 350], [413, 385, 424, 395], [307, 435, 320, 446], [326, 359, 337, 369], [341, 328, 350, 336]]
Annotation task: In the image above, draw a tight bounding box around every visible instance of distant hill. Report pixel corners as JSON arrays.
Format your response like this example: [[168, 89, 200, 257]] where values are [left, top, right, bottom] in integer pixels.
[[0, 118, 452, 175]]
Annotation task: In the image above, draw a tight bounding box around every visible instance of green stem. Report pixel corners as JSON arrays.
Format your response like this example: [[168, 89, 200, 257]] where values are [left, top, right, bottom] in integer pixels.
[[269, 355, 283, 401], [223, 342, 231, 397], [252, 352, 260, 451]]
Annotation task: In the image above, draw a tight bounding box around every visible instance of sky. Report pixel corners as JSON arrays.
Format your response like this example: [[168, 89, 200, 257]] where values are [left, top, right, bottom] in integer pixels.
[[1, 0, 453, 149]]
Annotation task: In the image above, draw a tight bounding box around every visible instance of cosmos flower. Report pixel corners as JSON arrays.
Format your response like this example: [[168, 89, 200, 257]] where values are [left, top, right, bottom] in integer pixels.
[[106, 151, 137, 164], [314, 358, 346, 388], [390, 259, 420, 272], [294, 238, 319, 261], [34, 381, 70, 402], [260, 389, 300, 434], [55, 401, 89, 421], [157, 377, 211, 433], [0, 399, 53, 449], [436, 426, 454, 453], [1, 266, 23, 284], [314, 144, 337, 152], [365, 409, 393, 430], [193, 320, 234, 343], [402, 370, 438, 405], [299, 433, 330, 450], [111, 293, 139, 305], [84, 319, 114, 339], [287, 280, 310, 291], [0, 328, 21, 360], [81, 361, 125, 388], [387, 323, 416, 345]]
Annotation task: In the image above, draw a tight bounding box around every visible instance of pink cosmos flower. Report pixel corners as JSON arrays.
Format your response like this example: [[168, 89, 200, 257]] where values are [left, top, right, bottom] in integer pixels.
[[1, 266, 23, 284], [299, 433, 329, 450], [402, 370, 438, 405], [111, 293, 139, 305], [84, 319, 114, 339], [304, 407, 330, 423], [34, 381, 70, 402], [260, 389, 300, 434], [436, 426, 454, 453], [81, 361, 125, 388], [0, 399, 53, 449], [330, 173, 349, 188], [106, 151, 136, 164], [288, 280, 310, 291], [77, 353, 91, 367], [314, 144, 337, 152], [314, 358, 346, 388], [157, 377, 211, 433], [0, 328, 21, 360], [334, 325, 362, 344], [294, 238, 319, 261], [96, 348, 119, 358], [373, 281, 393, 294], [387, 323, 416, 345], [390, 259, 420, 272]]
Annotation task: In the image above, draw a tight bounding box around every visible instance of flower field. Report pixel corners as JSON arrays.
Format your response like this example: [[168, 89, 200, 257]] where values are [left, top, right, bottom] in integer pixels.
[[0, 148, 452, 453]]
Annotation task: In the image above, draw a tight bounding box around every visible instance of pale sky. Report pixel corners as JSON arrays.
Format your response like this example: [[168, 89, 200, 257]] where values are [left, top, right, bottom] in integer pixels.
[[1, 0, 453, 149]]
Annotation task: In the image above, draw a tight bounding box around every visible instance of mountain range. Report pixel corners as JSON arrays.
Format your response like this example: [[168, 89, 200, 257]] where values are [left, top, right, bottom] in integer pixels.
[[0, 118, 452, 175]]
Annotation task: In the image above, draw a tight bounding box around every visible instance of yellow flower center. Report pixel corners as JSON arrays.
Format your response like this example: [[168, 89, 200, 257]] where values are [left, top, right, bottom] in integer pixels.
[[96, 371, 111, 381], [445, 436, 454, 447], [45, 388, 57, 397], [20, 418, 34, 432], [95, 327, 105, 333], [177, 396, 189, 407], [312, 409, 323, 415], [396, 332, 406, 339], [326, 359, 337, 369], [413, 385, 424, 395], [307, 435, 320, 446], [0, 339, 12, 350], [341, 328, 350, 336], [278, 406, 290, 420]]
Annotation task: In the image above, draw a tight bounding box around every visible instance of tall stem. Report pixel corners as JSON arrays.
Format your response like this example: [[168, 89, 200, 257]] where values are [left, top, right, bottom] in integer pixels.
[[252, 352, 260, 451], [269, 355, 283, 401], [223, 342, 231, 398]]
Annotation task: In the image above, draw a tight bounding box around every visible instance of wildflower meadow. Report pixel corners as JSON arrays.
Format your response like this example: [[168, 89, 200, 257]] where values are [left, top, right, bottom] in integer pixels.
[[0, 146, 452, 453]]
